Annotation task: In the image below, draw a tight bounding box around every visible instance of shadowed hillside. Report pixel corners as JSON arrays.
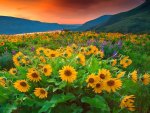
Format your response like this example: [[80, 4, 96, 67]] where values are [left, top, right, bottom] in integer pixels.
[[0, 16, 80, 34], [91, 0, 150, 33]]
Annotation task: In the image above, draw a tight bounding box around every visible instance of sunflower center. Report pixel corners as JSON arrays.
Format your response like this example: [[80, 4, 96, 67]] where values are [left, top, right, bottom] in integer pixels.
[[96, 83, 101, 88], [13, 70, 17, 73], [100, 74, 105, 79], [20, 82, 27, 87], [44, 68, 47, 73], [89, 78, 94, 83], [51, 54, 55, 57], [32, 73, 39, 78], [40, 89, 46, 94], [64, 70, 72, 76], [107, 80, 115, 86]]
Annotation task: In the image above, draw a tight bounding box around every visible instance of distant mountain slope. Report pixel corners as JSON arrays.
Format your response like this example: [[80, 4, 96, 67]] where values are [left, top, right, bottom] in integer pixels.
[[74, 15, 111, 31], [91, 0, 150, 33], [0, 16, 80, 34]]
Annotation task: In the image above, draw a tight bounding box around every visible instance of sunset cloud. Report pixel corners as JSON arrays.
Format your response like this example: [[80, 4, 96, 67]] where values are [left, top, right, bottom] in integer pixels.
[[0, 0, 145, 24]]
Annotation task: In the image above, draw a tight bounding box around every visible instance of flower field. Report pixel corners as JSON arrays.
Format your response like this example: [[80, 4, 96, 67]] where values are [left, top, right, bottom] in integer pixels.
[[0, 31, 150, 113]]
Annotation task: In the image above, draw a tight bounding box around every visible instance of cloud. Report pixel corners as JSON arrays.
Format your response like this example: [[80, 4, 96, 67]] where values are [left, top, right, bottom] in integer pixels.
[[0, 0, 145, 24]]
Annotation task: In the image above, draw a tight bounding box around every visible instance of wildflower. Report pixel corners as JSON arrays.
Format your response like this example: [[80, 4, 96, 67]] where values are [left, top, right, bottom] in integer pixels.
[[0, 77, 6, 87], [117, 71, 126, 78], [141, 73, 150, 85], [27, 70, 41, 82], [131, 70, 138, 83], [120, 56, 132, 68], [120, 95, 135, 111], [93, 81, 104, 93], [112, 59, 117, 66], [86, 74, 99, 88], [98, 69, 111, 80], [77, 54, 85, 66], [59, 66, 77, 83], [103, 78, 122, 93], [34, 88, 48, 99], [9, 68, 17, 75], [42, 64, 52, 76], [14, 80, 30, 92]]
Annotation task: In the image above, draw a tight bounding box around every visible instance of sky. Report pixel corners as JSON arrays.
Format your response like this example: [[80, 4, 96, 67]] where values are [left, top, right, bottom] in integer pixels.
[[0, 0, 145, 24]]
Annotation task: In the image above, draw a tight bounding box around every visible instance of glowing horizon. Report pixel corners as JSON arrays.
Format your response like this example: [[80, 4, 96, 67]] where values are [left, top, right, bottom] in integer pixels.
[[0, 0, 145, 24]]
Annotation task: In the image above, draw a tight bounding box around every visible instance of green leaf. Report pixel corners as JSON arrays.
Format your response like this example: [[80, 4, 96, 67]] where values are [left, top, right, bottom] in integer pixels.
[[39, 93, 75, 113], [81, 95, 110, 112], [2, 104, 17, 113]]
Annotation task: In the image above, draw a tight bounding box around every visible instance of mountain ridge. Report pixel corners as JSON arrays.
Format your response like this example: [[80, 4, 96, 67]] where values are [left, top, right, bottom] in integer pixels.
[[0, 16, 80, 34]]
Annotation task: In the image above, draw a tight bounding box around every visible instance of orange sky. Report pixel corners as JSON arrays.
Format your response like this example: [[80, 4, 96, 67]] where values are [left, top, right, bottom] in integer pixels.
[[0, 0, 145, 24]]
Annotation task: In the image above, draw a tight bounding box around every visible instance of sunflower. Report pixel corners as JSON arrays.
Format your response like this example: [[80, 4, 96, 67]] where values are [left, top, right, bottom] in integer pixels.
[[141, 73, 150, 85], [34, 88, 48, 99], [96, 50, 104, 58], [14, 80, 30, 92], [120, 95, 135, 111], [98, 69, 111, 81], [63, 51, 72, 58], [93, 81, 104, 93], [39, 56, 46, 63], [130, 70, 137, 83], [66, 46, 73, 53], [0, 77, 6, 87], [0, 42, 5, 46], [36, 47, 45, 55], [120, 56, 132, 68], [48, 50, 59, 58], [27, 71, 41, 82], [43, 48, 51, 57], [9, 68, 17, 75], [117, 71, 126, 78], [86, 74, 100, 88], [103, 78, 122, 93], [42, 64, 52, 76], [77, 54, 85, 66], [28, 68, 36, 73], [112, 59, 117, 66], [59, 66, 77, 83]]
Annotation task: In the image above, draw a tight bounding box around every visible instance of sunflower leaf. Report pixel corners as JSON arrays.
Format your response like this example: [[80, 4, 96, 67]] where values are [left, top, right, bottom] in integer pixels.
[[81, 95, 110, 111]]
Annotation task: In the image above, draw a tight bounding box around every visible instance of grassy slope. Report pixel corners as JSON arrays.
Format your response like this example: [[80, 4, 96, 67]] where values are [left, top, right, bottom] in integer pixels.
[[92, 1, 150, 33]]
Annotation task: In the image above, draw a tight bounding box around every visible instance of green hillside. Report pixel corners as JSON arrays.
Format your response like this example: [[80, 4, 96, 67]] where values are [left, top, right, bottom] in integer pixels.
[[92, 1, 150, 34]]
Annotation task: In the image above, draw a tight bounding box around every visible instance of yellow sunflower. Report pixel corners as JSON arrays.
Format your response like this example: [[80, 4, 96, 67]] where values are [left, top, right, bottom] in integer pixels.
[[43, 48, 51, 57], [117, 71, 126, 78], [42, 64, 52, 76], [96, 50, 104, 58], [142, 73, 150, 85], [63, 51, 72, 58], [97, 69, 111, 81], [77, 54, 85, 66], [0, 77, 6, 87], [112, 59, 117, 66], [27, 71, 41, 82], [93, 81, 104, 93], [28, 68, 36, 73], [36, 47, 45, 55], [39, 56, 46, 63], [34, 88, 48, 99], [130, 70, 138, 83], [14, 80, 30, 92], [48, 50, 59, 58], [59, 66, 77, 83], [120, 95, 135, 111], [120, 56, 132, 68], [103, 78, 122, 93], [86, 74, 100, 88], [9, 68, 17, 75]]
